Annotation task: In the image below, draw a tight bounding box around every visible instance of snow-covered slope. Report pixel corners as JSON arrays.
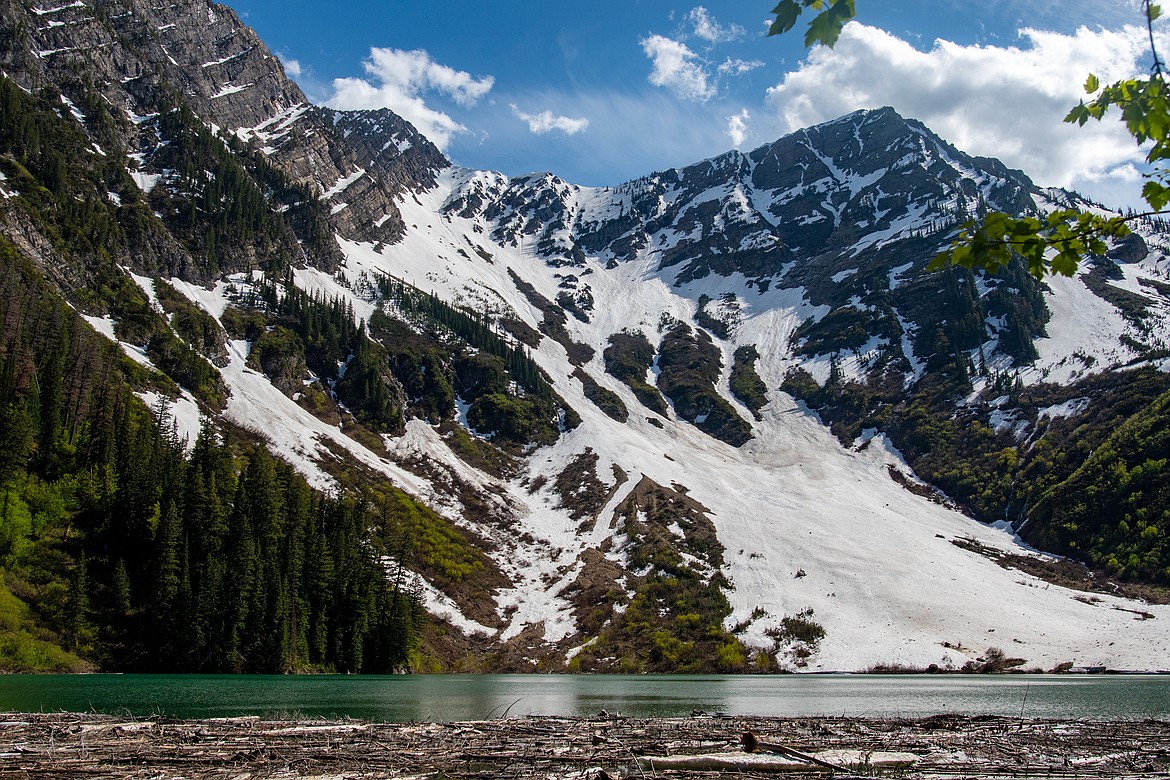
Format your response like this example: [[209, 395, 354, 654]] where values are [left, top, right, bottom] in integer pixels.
[[146, 147, 1170, 671]]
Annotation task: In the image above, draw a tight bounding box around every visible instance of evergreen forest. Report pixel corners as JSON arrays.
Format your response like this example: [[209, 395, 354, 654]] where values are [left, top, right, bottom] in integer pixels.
[[0, 239, 425, 672]]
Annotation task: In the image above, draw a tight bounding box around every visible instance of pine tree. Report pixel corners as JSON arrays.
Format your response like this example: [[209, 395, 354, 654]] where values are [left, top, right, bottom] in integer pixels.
[[36, 326, 67, 471], [150, 495, 184, 668], [64, 553, 92, 653]]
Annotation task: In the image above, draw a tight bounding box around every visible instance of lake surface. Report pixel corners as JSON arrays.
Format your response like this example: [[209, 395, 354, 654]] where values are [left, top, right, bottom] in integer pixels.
[[3, 674, 1169, 721]]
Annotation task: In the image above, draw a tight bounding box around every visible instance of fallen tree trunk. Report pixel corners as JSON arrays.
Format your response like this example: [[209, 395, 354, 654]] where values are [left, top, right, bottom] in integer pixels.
[[637, 748, 920, 773], [743, 729, 853, 771]]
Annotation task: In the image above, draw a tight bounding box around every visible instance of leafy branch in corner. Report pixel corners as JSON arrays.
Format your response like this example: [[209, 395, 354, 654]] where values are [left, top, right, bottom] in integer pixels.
[[770, 0, 1170, 279], [928, 209, 1132, 279], [767, 0, 856, 48]]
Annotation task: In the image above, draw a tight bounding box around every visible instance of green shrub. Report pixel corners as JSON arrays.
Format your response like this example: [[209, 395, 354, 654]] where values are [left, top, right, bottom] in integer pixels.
[[572, 368, 629, 422], [730, 345, 768, 419], [604, 331, 669, 416], [656, 323, 752, 446]]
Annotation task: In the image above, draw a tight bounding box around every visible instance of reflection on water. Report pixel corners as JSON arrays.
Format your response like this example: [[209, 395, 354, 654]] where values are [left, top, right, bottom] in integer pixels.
[[1, 674, 1167, 721]]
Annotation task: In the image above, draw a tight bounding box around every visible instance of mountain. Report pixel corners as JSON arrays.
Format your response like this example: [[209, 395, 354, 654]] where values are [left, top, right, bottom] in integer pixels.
[[1, 0, 1168, 674]]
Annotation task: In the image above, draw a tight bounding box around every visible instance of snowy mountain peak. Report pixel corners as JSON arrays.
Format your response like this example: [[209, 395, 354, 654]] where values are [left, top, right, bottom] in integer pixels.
[[443, 106, 1039, 292]]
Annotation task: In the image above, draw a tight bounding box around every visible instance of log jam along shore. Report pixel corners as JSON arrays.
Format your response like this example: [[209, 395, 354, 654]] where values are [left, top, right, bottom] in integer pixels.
[[1, 712, 1168, 779]]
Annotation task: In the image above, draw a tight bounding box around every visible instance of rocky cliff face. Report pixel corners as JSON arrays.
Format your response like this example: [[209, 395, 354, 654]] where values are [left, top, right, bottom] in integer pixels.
[[0, 0, 445, 268], [0, 0, 303, 139], [443, 106, 1051, 392]]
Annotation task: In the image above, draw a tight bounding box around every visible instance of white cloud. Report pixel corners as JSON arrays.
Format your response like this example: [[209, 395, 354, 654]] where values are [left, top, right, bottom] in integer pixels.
[[763, 22, 1154, 207], [726, 109, 750, 147], [511, 104, 589, 135], [326, 48, 494, 150], [362, 48, 494, 107], [688, 7, 745, 42], [641, 34, 715, 101], [277, 53, 301, 78]]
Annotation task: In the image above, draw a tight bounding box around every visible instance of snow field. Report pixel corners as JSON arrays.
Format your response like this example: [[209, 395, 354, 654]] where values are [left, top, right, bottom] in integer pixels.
[[82, 151, 1170, 671], [328, 168, 1170, 671]]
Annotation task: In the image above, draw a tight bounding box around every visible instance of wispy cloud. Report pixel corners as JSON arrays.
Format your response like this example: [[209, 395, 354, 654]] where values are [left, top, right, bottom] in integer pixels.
[[510, 104, 589, 135], [327, 47, 494, 150], [451, 89, 741, 187], [764, 22, 1155, 207], [688, 6, 746, 43], [940, 0, 1145, 31], [718, 57, 763, 76]]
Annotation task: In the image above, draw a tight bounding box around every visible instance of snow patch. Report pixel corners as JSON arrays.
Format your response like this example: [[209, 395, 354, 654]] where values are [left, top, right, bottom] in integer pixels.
[[989, 408, 1028, 440], [211, 83, 253, 99], [202, 49, 251, 68], [81, 314, 117, 340], [1030, 270, 1137, 385], [125, 270, 163, 311], [127, 153, 162, 194], [1039, 397, 1090, 420], [32, 1, 85, 14], [59, 94, 84, 123], [137, 390, 204, 454], [321, 168, 366, 201], [416, 579, 493, 637]]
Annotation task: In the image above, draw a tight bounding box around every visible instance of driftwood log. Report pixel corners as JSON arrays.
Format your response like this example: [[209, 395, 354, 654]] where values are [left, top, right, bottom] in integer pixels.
[[743, 728, 854, 771], [1, 712, 1168, 778]]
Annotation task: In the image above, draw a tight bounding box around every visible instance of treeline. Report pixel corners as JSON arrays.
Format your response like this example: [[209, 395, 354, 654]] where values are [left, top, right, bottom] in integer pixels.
[[604, 330, 669, 416], [376, 274, 551, 399], [227, 276, 407, 432], [656, 322, 752, 447], [228, 271, 574, 450], [371, 273, 576, 447], [793, 262, 1047, 384], [249, 276, 364, 376], [570, 479, 768, 673], [601, 326, 753, 446], [780, 253, 1170, 584], [0, 74, 336, 287], [61, 412, 426, 672], [0, 241, 425, 672], [1025, 380, 1170, 582]]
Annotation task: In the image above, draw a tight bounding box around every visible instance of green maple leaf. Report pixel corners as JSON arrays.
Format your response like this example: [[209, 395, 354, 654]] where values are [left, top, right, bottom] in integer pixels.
[[768, 1, 803, 36]]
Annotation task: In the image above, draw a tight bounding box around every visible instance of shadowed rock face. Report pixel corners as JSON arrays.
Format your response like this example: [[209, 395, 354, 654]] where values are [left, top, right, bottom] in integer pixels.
[[0, 0, 306, 131], [0, 0, 446, 261]]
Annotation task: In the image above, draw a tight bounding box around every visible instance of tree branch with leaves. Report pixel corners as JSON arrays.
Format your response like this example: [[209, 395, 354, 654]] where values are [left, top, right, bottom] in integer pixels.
[[769, 0, 1167, 279]]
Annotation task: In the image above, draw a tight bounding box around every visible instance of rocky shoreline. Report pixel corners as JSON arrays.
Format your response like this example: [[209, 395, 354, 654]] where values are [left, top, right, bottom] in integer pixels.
[[1, 712, 1168, 778]]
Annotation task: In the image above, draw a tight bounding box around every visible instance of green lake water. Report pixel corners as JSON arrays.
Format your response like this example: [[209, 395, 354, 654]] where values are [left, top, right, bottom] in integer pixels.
[[1, 674, 1168, 721]]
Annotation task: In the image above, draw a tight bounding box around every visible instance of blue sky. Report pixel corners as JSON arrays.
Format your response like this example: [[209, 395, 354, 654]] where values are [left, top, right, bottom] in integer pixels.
[[232, 0, 1157, 208]]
